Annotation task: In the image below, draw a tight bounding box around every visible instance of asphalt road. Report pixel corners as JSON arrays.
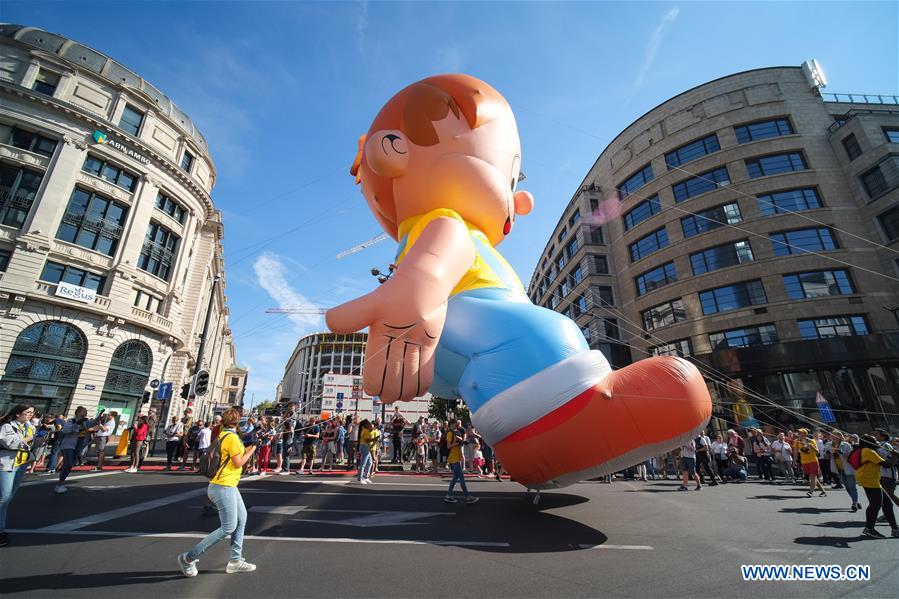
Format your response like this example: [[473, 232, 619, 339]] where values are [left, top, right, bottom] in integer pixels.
[[2, 470, 897, 598]]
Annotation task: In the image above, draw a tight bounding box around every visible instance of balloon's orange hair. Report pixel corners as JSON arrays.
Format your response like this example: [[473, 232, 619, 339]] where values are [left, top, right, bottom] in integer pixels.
[[351, 74, 510, 239]]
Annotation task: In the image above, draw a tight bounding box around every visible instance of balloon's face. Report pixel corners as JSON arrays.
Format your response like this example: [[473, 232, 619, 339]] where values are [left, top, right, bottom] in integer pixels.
[[362, 102, 533, 246]]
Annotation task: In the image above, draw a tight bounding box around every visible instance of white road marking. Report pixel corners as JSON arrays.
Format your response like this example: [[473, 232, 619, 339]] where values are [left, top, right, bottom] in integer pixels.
[[21, 471, 120, 487], [579, 543, 654, 551], [38, 475, 262, 532], [295, 511, 454, 527], [7, 528, 510, 547], [242, 489, 504, 499], [249, 505, 308, 515]]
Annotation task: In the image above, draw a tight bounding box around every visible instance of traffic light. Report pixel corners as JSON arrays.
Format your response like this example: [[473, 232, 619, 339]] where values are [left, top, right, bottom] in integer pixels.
[[180, 383, 191, 399], [194, 369, 210, 397], [141, 391, 151, 405]]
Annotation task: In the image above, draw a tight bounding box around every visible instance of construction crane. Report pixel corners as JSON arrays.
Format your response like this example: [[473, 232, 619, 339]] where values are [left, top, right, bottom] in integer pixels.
[[265, 308, 328, 315], [335, 232, 390, 259]]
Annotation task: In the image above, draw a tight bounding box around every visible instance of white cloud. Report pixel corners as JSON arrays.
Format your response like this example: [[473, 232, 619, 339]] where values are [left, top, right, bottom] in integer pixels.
[[355, 1, 369, 53], [631, 7, 680, 94], [253, 252, 323, 329]]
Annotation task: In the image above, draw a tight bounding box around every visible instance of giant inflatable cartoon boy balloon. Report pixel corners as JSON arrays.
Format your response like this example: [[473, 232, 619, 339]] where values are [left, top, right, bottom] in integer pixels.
[[327, 74, 711, 489]]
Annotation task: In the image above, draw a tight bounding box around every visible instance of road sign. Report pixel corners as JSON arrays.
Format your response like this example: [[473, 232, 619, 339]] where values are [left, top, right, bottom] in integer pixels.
[[336, 401, 343, 409], [83, 384, 96, 390], [815, 391, 836, 423], [337, 392, 344, 400], [149, 379, 160, 389], [156, 382, 173, 400]]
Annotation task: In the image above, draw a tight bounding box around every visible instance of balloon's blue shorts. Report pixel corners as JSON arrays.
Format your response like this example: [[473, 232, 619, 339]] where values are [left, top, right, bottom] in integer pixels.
[[430, 287, 589, 413]]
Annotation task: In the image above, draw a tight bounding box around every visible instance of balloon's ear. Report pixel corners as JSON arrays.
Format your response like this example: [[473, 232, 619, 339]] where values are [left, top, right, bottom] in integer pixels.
[[365, 130, 409, 178]]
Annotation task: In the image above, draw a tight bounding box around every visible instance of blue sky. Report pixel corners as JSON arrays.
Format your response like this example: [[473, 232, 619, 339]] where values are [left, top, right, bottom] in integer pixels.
[[5, 1, 897, 405]]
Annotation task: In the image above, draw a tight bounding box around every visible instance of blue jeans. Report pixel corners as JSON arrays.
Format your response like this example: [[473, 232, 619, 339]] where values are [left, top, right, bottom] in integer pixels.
[[357, 445, 372, 481], [0, 464, 28, 531], [448, 462, 469, 497], [842, 472, 859, 505], [48, 442, 61, 472], [281, 438, 293, 471], [187, 484, 247, 562], [59, 448, 76, 483]]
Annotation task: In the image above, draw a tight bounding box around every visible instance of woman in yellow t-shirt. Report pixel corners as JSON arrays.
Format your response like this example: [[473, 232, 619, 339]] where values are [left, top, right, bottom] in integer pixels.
[[0, 404, 35, 547], [356, 420, 379, 483], [177, 408, 258, 576], [793, 428, 826, 498], [856, 434, 898, 538]]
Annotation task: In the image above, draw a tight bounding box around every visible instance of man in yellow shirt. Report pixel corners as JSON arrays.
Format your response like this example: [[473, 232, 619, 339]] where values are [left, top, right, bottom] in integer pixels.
[[356, 420, 379, 484], [793, 428, 826, 498], [445, 420, 478, 504], [177, 408, 258, 576], [856, 434, 898, 538]]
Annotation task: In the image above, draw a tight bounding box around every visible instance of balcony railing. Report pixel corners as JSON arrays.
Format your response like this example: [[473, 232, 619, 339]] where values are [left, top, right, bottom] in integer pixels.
[[141, 240, 176, 263], [826, 107, 899, 135], [61, 210, 124, 238], [0, 185, 35, 213], [822, 93, 899, 105]]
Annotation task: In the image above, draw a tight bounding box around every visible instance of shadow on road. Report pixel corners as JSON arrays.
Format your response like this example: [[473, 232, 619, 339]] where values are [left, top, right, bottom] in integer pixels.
[[779, 507, 848, 515], [792, 534, 868, 549], [1, 571, 184, 593], [748, 495, 806, 501], [803, 520, 865, 529]]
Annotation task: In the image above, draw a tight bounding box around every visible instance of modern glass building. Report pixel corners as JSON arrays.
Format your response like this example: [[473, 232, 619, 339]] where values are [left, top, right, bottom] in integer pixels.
[[529, 63, 899, 434], [0, 25, 240, 424]]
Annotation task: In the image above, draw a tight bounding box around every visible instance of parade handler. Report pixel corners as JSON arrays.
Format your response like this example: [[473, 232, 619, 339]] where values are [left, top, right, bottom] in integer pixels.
[[327, 74, 711, 489]]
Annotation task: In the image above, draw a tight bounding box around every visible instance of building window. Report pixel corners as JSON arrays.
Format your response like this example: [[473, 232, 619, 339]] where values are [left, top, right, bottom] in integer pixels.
[[0, 247, 10, 271], [155, 192, 186, 224], [672, 167, 730, 202], [118, 104, 144, 136], [0, 125, 58, 157], [82, 155, 137, 192], [568, 211, 581, 227], [699, 279, 767, 315], [665, 134, 720, 169], [681, 202, 742, 238], [770, 227, 837, 256], [798, 315, 869, 340], [842, 134, 862, 161], [623, 195, 662, 230], [556, 253, 565, 270], [588, 227, 604, 244], [0, 163, 43, 228], [593, 255, 609, 274], [635, 262, 677, 296], [878, 205, 899, 241], [600, 318, 620, 340], [617, 163, 654, 200], [757, 188, 822, 216], [592, 286, 614, 307], [581, 325, 592, 341], [230, 377, 240, 387], [709, 324, 779, 350], [884, 128, 899, 144], [575, 294, 589, 316], [571, 264, 584, 285], [33, 69, 60, 96], [690, 240, 754, 275], [783, 269, 856, 299], [40, 260, 107, 293], [734, 117, 794, 143], [138, 222, 179, 281], [629, 227, 669, 262], [566, 237, 580, 258], [860, 155, 899, 200], [57, 188, 127, 256], [589, 198, 599, 212], [557, 227, 567, 243], [560, 279, 570, 298], [228, 391, 237, 403], [642, 298, 686, 331], [133, 289, 164, 314], [745, 152, 807, 178], [180, 150, 195, 173], [651, 338, 692, 358]]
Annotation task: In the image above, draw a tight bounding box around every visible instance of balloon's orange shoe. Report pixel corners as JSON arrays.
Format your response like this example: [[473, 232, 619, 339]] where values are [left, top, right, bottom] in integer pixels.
[[476, 354, 712, 489]]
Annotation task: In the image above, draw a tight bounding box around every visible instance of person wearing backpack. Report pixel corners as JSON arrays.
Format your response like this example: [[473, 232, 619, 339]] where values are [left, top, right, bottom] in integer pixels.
[[178, 408, 258, 576], [855, 434, 898, 538], [873, 428, 898, 508], [838, 433, 862, 512]]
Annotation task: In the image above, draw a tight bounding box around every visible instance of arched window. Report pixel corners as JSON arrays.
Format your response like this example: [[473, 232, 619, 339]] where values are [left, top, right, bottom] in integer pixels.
[[0, 321, 87, 415], [102, 340, 152, 396]]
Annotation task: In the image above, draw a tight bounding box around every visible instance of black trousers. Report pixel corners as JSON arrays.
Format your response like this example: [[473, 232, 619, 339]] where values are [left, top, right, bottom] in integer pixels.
[[165, 440, 180, 467], [392, 434, 403, 462], [715, 457, 728, 479], [863, 486, 897, 529], [757, 455, 775, 480], [697, 453, 717, 483]]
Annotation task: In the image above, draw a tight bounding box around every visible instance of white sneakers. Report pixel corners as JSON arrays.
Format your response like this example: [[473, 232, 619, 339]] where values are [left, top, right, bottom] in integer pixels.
[[124, 467, 138, 473], [177, 553, 198, 577], [226, 559, 256, 574], [54, 485, 67, 494]]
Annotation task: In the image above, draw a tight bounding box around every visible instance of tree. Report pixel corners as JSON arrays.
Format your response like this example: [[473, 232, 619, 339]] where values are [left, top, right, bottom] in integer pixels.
[[254, 400, 277, 414], [428, 396, 470, 425]]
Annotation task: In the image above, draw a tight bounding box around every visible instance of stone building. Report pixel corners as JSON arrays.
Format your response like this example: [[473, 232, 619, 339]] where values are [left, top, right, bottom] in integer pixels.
[[0, 25, 241, 426], [529, 63, 899, 433]]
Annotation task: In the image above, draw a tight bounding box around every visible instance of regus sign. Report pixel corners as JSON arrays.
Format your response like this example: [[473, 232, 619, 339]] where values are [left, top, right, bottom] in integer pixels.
[[55, 281, 96, 304]]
